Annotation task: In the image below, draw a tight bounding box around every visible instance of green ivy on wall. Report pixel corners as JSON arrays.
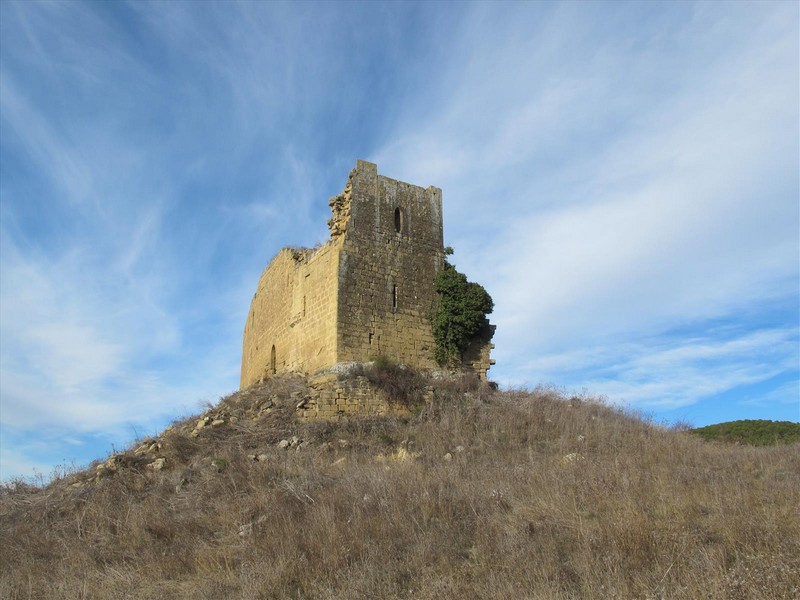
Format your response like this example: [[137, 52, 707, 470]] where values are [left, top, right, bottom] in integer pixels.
[[431, 248, 494, 366]]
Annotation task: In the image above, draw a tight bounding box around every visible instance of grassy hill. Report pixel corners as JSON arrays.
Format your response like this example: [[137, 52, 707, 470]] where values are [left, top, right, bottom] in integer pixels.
[[2, 371, 799, 599], [692, 419, 800, 446]]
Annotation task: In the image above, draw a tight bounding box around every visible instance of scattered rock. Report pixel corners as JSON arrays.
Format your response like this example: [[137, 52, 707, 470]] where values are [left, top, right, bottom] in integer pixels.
[[489, 489, 509, 509], [101, 456, 120, 472], [95, 464, 116, 481], [443, 453, 453, 461], [455, 445, 465, 453], [395, 447, 421, 462], [148, 458, 166, 471], [257, 454, 269, 462], [133, 441, 161, 455], [211, 419, 225, 427], [560, 453, 584, 465], [238, 515, 268, 537], [337, 439, 350, 449], [278, 439, 290, 449], [377, 446, 422, 463], [133, 440, 154, 455]]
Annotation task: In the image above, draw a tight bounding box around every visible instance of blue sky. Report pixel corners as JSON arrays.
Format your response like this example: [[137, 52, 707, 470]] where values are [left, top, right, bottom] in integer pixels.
[[1, 1, 797, 481]]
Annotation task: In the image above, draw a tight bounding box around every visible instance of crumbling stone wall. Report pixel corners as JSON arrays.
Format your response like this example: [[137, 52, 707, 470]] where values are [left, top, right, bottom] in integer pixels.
[[297, 373, 414, 421], [241, 160, 493, 390], [241, 244, 339, 386], [463, 327, 497, 381]]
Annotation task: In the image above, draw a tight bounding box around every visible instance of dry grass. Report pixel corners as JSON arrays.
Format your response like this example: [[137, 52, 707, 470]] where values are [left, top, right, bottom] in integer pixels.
[[1, 375, 798, 599]]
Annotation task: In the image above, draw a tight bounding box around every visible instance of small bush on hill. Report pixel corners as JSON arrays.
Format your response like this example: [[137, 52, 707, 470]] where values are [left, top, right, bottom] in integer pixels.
[[360, 356, 429, 408]]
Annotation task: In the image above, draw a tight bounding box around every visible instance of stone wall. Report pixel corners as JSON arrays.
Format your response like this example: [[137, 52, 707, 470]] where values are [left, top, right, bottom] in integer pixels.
[[240, 242, 340, 387], [297, 373, 411, 421], [463, 325, 497, 381]]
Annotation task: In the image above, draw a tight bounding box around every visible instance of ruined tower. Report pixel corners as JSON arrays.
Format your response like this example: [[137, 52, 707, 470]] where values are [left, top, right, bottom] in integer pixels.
[[240, 160, 493, 389]]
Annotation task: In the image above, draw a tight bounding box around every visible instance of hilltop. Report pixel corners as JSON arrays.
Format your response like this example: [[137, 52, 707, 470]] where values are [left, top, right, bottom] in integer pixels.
[[692, 420, 800, 446], [2, 369, 798, 599]]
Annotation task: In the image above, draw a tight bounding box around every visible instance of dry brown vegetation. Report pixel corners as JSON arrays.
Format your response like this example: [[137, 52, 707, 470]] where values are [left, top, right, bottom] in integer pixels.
[[1, 374, 798, 599]]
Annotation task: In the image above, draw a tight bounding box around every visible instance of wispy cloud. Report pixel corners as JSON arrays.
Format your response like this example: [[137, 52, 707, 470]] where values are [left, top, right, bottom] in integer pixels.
[[584, 329, 796, 409], [739, 381, 800, 409]]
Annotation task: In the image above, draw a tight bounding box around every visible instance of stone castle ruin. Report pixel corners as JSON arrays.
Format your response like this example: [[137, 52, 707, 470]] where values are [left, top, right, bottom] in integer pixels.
[[240, 160, 494, 400]]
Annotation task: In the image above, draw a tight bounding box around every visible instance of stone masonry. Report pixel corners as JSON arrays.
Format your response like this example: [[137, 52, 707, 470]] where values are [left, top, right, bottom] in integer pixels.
[[240, 160, 494, 392]]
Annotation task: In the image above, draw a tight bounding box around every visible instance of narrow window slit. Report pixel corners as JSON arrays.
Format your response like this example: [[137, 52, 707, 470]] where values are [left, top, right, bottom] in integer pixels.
[[394, 207, 404, 234]]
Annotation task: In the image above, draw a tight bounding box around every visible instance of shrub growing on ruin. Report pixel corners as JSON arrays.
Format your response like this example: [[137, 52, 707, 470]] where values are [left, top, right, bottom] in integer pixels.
[[431, 249, 494, 366], [363, 356, 428, 408]]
